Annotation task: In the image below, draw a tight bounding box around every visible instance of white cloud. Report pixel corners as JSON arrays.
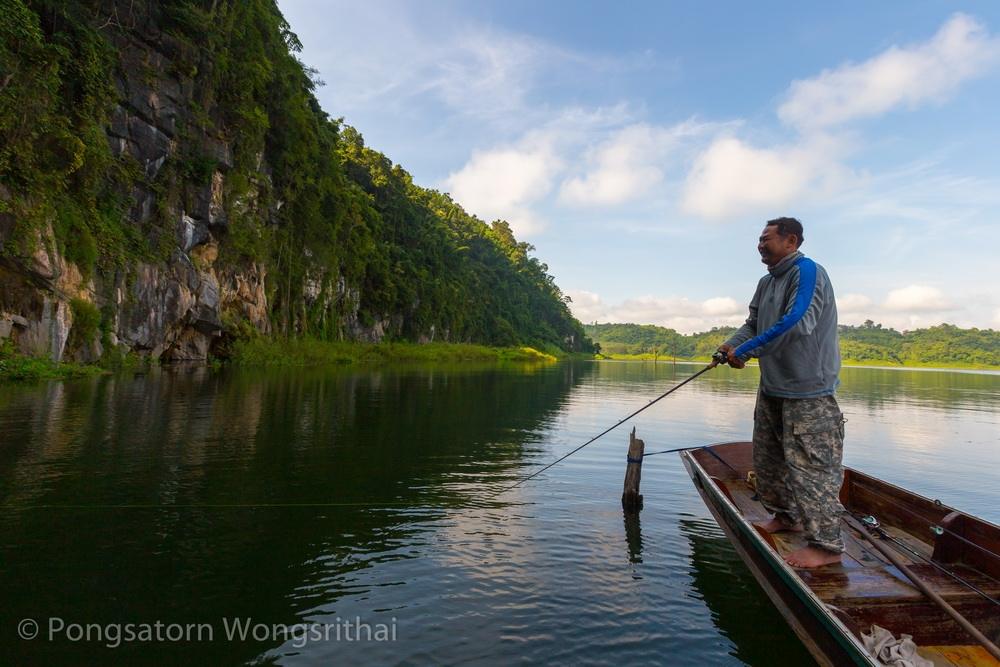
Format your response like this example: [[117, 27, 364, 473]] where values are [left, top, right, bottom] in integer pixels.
[[428, 31, 560, 120], [836, 293, 892, 328], [883, 285, 954, 312], [837, 293, 874, 314], [702, 296, 741, 316], [443, 134, 563, 236], [566, 289, 603, 314], [571, 287, 994, 334], [779, 14, 1000, 130], [838, 156, 1000, 233], [566, 290, 745, 333], [282, 0, 666, 133], [443, 110, 702, 235], [283, 1, 550, 121], [835, 287, 972, 331], [680, 14, 1000, 223], [559, 122, 705, 206], [681, 134, 853, 220]]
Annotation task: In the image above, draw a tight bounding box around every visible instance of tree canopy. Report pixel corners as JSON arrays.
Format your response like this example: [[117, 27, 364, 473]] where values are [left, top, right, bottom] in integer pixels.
[[585, 322, 1000, 367]]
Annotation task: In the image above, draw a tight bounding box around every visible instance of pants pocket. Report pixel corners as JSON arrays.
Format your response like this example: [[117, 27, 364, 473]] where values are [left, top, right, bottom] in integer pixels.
[[791, 413, 845, 467]]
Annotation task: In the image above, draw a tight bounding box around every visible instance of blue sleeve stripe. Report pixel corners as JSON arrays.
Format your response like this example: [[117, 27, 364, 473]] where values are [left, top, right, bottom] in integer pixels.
[[733, 257, 816, 359]]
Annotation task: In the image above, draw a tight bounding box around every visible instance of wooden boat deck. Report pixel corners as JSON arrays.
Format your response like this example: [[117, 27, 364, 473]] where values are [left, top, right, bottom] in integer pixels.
[[684, 442, 1000, 666]]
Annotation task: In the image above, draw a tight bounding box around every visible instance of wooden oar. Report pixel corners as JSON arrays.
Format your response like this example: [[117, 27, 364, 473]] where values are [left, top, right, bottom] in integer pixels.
[[843, 514, 1000, 662]]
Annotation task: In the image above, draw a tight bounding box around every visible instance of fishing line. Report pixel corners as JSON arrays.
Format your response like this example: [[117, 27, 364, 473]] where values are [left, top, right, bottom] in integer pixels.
[[854, 489, 1000, 566], [2, 357, 729, 511], [850, 514, 1000, 607], [493, 360, 723, 496], [0, 501, 423, 510]]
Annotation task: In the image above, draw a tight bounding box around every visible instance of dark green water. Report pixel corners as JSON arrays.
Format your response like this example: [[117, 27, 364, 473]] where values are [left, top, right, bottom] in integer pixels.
[[1, 362, 998, 665]]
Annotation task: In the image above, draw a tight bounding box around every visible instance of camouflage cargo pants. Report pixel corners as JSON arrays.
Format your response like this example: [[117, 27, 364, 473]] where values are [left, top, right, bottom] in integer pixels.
[[753, 390, 846, 553]]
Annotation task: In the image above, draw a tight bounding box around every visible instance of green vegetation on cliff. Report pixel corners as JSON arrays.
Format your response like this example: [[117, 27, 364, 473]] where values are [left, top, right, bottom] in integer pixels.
[[1, 0, 594, 357], [585, 321, 1000, 369], [0, 0, 144, 273]]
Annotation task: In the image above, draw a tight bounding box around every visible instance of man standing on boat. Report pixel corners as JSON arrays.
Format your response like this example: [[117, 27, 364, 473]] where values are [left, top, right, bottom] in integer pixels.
[[716, 217, 845, 568]]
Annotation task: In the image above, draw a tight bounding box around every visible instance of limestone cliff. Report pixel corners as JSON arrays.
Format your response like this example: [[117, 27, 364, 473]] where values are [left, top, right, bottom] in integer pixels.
[[3, 4, 287, 361], [0, 1, 594, 363]]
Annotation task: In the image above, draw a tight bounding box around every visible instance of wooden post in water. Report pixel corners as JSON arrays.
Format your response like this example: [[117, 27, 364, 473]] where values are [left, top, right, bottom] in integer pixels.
[[622, 427, 644, 511]]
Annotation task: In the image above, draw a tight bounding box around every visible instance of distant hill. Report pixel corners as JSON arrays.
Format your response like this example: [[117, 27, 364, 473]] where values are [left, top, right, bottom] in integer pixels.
[[584, 321, 1000, 368], [583, 323, 736, 359]]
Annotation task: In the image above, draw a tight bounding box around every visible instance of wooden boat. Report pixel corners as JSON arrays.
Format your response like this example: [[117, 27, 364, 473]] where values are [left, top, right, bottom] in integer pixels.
[[681, 442, 1000, 666]]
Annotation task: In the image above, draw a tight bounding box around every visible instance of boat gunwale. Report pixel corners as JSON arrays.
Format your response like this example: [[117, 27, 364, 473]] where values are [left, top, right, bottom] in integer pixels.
[[681, 442, 879, 667]]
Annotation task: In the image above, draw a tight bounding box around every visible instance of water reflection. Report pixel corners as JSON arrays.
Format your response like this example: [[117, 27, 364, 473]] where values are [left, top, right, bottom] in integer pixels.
[[837, 366, 1000, 411], [623, 510, 643, 566], [680, 518, 815, 666], [0, 362, 591, 664]]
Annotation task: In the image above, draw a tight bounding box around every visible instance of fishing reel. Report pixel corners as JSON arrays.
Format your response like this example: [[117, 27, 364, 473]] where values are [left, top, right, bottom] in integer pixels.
[[711, 350, 731, 367]]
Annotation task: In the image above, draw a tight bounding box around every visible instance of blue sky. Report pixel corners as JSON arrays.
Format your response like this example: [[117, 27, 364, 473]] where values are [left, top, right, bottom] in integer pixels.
[[278, 1, 1000, 332]]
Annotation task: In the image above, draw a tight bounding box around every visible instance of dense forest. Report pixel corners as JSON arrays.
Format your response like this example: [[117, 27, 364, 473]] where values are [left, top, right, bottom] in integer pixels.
[[0, 0, 594, 362], [585, 321, 1000, 368]]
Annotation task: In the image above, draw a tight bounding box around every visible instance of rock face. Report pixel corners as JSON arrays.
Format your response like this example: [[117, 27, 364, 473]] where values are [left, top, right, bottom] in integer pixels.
[[0, 219, 87, 362], [0, 9, 384, 363], [0, 0, 426, 361]]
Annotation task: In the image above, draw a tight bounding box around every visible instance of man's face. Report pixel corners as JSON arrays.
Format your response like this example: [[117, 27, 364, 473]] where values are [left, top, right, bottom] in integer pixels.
[[757, 225, 798, 267]]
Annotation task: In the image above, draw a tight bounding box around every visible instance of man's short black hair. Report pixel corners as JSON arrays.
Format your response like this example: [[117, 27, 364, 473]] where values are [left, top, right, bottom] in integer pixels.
[[766, 217, 804, 247]]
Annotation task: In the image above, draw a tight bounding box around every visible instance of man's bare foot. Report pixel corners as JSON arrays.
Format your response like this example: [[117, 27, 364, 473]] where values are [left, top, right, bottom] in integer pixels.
[[784, 546, 842, 568], [754, 516, 803, 533]]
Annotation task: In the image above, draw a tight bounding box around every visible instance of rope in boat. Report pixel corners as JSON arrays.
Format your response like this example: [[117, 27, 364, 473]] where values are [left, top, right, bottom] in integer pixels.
[[642, 446, 704, 457]]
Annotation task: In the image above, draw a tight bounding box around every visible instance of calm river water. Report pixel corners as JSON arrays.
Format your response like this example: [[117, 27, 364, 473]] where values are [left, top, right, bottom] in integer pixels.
[[1, 361, 998, 665]]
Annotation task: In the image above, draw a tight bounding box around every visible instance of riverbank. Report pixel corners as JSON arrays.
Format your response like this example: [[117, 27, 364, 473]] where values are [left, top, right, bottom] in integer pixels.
[[11, 343, 993, 384], [227, 339, 560, 366], [598, 353, 1000, 372], [0, 351, 105, 382], [0, 340, 564, 383]]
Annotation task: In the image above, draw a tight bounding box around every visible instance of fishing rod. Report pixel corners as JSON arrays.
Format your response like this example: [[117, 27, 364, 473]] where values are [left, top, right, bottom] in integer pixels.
[[845, 514, 1000, 661], [494, 351, 731, 496], [13, 353, 733, 511]]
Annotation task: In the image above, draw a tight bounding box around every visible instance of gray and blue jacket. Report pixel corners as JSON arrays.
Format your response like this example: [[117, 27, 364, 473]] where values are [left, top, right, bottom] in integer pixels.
[[724, 250, 840, 398]]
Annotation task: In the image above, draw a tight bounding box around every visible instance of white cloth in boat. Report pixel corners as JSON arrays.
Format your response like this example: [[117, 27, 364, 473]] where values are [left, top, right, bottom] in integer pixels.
[[861, 624, 933, 667]]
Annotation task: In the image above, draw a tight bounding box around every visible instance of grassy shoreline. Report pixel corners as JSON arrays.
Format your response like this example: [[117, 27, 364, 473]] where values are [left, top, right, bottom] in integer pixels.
[[0, 354, 106, 382], [6, 342, 997, 383], [227, 339, 560, 366], [0, 340, 563, 383], [599, 353, 1000, 372]]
